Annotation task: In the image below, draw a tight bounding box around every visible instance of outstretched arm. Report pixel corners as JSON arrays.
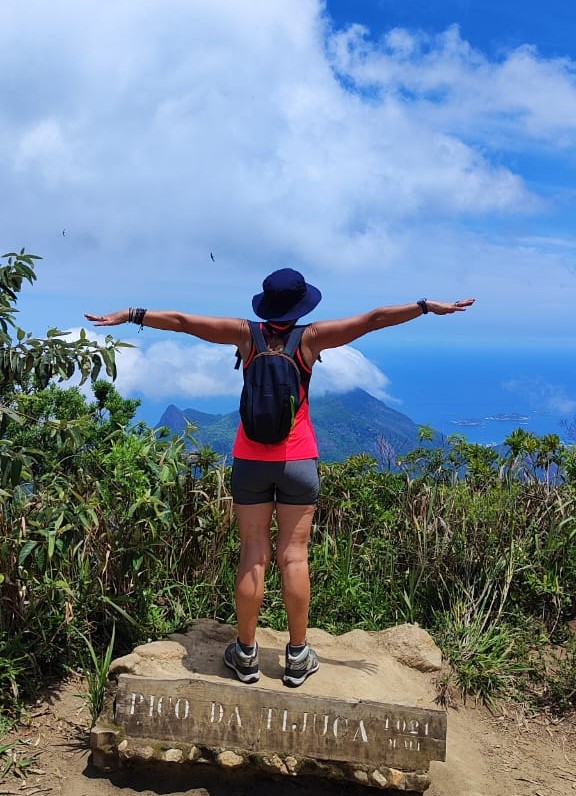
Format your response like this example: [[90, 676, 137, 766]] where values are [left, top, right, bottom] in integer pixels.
[[303, 298, 475, 360], [84, 309, 249, 347]]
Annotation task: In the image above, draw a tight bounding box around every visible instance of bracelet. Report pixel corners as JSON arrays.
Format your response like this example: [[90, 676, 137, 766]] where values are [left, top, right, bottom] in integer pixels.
[[417, 299, 429, 315], [128, 307, 147, 330]]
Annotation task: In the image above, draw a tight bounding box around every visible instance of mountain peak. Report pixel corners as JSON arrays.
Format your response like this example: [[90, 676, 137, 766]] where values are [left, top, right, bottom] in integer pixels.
[[156, 390, 432, 463]]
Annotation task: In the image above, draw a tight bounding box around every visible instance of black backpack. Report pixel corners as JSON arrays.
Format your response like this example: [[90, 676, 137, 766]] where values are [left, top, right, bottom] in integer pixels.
[[237, 321, 307, 444]]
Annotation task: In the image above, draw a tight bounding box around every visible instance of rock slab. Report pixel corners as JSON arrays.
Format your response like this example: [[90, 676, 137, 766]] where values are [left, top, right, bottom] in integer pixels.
[[91, 619, 447, 792]]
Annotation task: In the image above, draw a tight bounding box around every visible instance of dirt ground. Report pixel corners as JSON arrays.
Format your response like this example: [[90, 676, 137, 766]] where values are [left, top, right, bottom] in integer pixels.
[[1, 627, 575, 796]]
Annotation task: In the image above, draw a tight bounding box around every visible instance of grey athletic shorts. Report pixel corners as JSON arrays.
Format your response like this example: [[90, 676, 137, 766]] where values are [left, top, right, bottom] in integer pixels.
[[231, 458, 320, 505]]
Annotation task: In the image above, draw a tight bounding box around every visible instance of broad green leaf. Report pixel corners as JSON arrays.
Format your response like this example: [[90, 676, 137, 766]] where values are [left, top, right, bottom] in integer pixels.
[[18, 539, 38, 565]]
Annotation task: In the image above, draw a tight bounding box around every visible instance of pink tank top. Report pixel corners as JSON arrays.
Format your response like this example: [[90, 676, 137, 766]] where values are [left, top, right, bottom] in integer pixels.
[[232, 323, 319, 461]]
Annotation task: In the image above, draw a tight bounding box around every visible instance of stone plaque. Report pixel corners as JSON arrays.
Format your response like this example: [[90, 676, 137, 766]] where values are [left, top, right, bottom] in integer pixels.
[[113, 673, 446, 771]]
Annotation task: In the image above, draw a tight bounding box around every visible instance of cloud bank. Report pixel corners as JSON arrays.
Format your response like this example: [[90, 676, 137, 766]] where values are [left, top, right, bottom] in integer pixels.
[[68, 329, 396, 405], [1, 0, 575, 342]]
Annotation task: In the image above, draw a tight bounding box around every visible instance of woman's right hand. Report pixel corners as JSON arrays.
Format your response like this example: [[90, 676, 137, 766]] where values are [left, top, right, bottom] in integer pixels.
[[84, 310, 129, 326]]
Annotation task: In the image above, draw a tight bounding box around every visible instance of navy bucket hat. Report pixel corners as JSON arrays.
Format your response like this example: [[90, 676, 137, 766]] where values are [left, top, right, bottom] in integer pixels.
[[252, 268, 322, 322]]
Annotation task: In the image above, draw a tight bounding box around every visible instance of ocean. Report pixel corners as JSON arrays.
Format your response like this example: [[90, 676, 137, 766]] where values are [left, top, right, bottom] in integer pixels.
[[366, 339, 576, 446]]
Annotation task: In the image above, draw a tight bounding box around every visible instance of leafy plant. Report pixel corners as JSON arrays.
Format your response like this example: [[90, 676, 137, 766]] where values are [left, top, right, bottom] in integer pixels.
[[0, 740, 40, 779], [77, 625, 116, 724], [0, 637, 28, 718], [435, 610, 533, 705]]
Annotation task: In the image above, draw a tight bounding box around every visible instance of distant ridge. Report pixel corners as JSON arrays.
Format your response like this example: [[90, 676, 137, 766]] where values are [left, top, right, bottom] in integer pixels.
[[156, 389, 434, 463]]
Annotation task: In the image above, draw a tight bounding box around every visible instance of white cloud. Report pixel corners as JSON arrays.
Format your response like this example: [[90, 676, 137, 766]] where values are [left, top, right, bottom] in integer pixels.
[[1, 1, 575, 341], [329, 24, 576, 146], [310, 346, 397, 402], [114, 340, 241, 399], [503, 378, 576, 416], [66, 328, 398, 404]]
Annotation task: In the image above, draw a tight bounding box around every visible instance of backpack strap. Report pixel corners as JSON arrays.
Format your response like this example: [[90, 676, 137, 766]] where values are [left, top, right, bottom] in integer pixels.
[[283, 324, 307, 357], [247, 320, 268, 353], [234, 321, 267, 369], [233, 321, 308, 369]]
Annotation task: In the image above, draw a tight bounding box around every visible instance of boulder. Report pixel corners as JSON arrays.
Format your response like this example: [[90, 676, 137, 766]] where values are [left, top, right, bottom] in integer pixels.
[[378, 623, 443, 672]]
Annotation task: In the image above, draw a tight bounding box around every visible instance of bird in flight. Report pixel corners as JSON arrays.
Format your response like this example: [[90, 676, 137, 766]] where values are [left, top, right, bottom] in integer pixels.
[[210, 252, 215, 262]]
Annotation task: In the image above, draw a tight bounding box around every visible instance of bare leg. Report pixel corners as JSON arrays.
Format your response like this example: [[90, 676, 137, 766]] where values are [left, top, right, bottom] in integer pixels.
[[275, 503, 316, 646], [233, 502, 274, 647]]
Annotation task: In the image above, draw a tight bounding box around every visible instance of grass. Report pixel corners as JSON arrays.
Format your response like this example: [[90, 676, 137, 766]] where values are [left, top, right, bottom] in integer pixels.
[[76, 625, 116, 725], [0, 740, 41, 780]]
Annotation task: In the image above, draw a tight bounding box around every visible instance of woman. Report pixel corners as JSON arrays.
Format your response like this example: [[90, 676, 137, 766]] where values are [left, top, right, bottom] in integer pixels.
[[86, 268, 474, 687]]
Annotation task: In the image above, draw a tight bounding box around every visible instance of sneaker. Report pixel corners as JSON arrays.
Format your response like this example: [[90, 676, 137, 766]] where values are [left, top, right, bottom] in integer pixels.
[[223, 640, 260, 684], [283, 643, 319, 687]]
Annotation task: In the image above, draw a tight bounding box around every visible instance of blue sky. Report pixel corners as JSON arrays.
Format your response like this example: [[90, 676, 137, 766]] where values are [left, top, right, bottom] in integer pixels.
[[2, 0, 576, 425]]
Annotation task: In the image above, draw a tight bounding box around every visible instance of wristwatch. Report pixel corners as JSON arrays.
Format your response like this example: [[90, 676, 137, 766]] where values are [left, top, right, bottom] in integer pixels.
[[417, 299, 429, 315]]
